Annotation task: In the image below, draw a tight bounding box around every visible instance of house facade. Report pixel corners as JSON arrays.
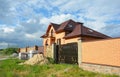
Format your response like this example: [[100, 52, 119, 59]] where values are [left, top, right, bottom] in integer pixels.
[[41, 19, 111, 56], [41, 19, 110, 46]]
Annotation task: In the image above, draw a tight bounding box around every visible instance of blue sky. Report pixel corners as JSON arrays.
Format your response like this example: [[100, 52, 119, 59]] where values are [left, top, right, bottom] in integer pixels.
[[0, 0, 120, 49]]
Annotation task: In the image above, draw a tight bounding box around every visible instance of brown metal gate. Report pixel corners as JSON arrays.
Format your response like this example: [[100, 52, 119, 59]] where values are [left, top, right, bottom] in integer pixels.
[[56, 42, 78, 64]]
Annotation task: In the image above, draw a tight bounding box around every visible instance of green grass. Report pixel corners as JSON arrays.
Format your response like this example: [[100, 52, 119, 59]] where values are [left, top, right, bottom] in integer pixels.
[[0, 59, 119, 77]]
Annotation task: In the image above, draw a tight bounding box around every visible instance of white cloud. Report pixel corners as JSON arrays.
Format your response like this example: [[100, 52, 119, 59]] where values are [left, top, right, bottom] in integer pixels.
[[27, 19, 37, 23], [0, 42, 8, 46], [0, 25, 15, 33], [49, 0, 120, 33], [40, 14, 76, 25], [25, 33, 36, 39], [0, 0, 120, 49], [0, 42, 17, 49], [2, 27, 15, 33]]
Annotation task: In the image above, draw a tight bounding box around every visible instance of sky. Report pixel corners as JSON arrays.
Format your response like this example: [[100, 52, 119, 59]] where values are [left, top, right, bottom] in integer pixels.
[[0, 0, 120, 49]]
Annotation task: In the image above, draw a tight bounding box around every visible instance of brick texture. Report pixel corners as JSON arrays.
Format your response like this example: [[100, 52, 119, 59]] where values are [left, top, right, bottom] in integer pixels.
[[82, 38, 120, 67], [46, 46, 52, 58], [80, 63, 120, 76]]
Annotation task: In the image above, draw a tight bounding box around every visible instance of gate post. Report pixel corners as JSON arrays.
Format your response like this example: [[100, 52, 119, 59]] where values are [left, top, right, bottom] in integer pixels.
[[78, 40, 82, 65], [52, 43, 56, 59], [19, 52, 21, 59], [29, 50, 33, 58]]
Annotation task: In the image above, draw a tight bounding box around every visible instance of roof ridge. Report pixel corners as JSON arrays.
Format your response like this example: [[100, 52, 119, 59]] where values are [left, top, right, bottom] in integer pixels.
[[60, 19, 74, 25], [50, 22, 59, 25], [56, 19, 73, 32]]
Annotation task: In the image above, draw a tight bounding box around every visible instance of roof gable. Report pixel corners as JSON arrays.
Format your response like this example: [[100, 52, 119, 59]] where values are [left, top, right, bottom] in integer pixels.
[[46, 23, 59, 34], [41, 23, 59, 38]]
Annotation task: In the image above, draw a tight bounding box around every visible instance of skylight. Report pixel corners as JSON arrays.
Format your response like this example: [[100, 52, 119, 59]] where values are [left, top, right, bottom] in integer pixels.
[[89, 29, 93, 32]]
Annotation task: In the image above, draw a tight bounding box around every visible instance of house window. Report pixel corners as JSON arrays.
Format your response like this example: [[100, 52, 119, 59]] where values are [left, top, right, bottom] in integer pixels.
[[57, 39, 61, 45], [68, 24, 73, 28], [51, 29, 53, 37], [45, 39, 48, 46]]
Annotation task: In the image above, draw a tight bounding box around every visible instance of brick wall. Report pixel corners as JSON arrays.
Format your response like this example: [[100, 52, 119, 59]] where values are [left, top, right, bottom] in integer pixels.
[[27, 46, 38, 52], [80, 63, 120, 75], [19, 48, 27, 52], [19, 46, 39, 53], [46, 45, 52, 58], [81, 38, 120, 67]]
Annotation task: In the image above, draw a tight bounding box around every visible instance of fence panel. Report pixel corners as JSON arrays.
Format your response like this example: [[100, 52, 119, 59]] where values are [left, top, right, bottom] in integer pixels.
[[57, 42, 78, 64]]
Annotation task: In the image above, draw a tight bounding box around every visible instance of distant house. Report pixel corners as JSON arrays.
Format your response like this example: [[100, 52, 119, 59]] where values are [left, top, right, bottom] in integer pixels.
[[41, 19, 111, 46]]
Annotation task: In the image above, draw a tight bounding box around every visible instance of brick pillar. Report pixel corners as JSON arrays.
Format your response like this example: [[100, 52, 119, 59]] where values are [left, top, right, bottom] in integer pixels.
[[18, 48, 20, 53], [29, 50, 33, 58], [78, 40, 82, 65], [26, 47, 27, 52], [35, 45, 38, 50], [52, 43, 56, 59], [19, 53, 21, 59]]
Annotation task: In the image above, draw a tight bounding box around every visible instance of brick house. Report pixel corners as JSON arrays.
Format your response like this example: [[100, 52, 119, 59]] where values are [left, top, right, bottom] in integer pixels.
[[41, 19, 111, 45], [41, 19, 111, 55]]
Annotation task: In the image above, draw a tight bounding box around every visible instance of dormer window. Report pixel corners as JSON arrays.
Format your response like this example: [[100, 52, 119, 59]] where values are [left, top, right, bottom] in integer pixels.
[[68, 24, 73, 28]]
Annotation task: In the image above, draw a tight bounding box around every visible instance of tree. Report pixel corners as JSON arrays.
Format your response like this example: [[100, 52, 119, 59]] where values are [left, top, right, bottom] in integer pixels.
[[2, 48, 18, 55]]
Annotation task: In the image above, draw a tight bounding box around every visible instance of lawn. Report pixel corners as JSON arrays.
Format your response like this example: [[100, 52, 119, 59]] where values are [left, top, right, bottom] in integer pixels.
[[0, 59, 119, 77]]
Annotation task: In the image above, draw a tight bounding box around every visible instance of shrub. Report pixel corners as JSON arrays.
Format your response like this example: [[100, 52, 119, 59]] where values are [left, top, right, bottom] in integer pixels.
[[47, 57, 55, 64]]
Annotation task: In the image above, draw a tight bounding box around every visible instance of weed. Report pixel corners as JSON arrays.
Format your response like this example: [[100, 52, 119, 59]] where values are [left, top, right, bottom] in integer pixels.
[[0, 59, 119, 77]]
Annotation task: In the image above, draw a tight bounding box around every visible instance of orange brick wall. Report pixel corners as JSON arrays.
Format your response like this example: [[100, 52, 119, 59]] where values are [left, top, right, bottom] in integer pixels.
[[82, 38, 120, 67]]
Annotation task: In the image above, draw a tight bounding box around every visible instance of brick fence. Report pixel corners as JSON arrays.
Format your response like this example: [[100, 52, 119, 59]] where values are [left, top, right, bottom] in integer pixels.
[[19, 45, 43, 53], [18, 45, 44, 59], [79, 38, 120, 75]]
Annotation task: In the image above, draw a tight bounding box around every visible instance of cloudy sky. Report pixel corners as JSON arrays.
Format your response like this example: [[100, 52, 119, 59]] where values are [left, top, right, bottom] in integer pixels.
[[0, 0, 120, 49]]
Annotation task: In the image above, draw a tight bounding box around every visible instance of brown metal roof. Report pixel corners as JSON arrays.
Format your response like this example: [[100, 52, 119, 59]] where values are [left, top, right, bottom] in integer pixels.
[[51, 23, 59, 31], [41, 19, 111, 39], [41, 23, 59, 38], [81, 26, 110, 38], [56, 19, 78, 33], [64, 23, 111, 39], [41, 34, 47, 38], [64, 24, 82, 38]]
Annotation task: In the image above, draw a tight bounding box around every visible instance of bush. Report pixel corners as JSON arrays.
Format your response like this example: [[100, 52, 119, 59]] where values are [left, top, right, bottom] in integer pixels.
[[1, 48, 18, 55], [47, 57, 55, 64]]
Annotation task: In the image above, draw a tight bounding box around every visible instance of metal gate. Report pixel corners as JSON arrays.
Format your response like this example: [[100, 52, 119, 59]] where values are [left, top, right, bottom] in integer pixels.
[[56, 42, 78, 64]]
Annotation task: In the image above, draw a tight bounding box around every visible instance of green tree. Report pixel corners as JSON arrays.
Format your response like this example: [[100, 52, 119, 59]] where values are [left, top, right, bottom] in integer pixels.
[[2, 48, 18, 55]]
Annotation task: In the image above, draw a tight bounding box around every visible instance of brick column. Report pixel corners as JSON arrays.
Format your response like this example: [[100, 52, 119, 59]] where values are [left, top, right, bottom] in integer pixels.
[[52, 43, 56, 59], [78, 40, 82, 65], [18, 53, 21, 59]]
